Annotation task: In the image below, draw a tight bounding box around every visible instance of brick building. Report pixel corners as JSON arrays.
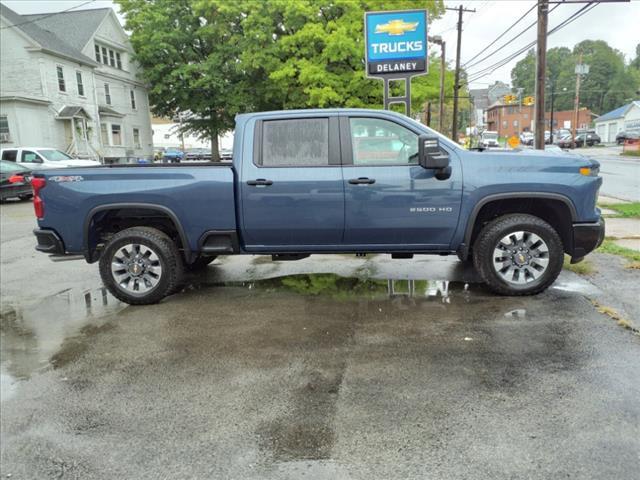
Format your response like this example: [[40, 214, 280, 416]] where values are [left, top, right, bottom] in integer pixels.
[[485, 103, 593, 137]]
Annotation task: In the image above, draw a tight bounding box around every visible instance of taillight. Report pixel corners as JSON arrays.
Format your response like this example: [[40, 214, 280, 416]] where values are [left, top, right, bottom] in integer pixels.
[[8, 174, 24, 184], [31, 177, 46, 219]]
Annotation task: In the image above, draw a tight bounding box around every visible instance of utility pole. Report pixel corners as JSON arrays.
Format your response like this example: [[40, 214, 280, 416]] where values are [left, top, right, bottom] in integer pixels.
[[549, 81, 555, 144], [534, 0, 548, 150], [572, 53, 588, 148], [426, 101, 432, 127], [439, 41, 446, 133], [448, 4, 475, 143], [517, 87, 524, 136]]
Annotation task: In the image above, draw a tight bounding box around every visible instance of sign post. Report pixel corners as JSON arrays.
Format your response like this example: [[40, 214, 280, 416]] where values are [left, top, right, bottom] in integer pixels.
[[364, 10, 428, 117]]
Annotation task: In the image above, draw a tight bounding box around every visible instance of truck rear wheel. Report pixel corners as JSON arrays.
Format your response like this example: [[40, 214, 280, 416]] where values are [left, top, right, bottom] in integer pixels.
[[473, 214, 563, 296], [99, 227, 184, 305]]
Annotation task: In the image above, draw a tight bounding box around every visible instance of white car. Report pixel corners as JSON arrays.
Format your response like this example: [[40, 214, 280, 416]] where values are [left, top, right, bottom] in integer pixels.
[[479, 131, 500, 148], [0, 147, 100, 169]]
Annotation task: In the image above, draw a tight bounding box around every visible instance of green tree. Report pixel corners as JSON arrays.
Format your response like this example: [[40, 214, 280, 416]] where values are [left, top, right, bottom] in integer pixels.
[[510, 40, 639, 115], [117, 0, 449, 158], [631, 44, 640, 70]]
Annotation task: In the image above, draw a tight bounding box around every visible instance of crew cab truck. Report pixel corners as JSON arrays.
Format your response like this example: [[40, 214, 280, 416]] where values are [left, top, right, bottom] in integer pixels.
[[31, 109, 605, 305]]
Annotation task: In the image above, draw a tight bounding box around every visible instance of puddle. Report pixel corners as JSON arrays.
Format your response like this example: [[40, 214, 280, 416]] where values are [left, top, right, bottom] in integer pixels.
[[0, 287, 125, 401], [186, 273, 471, 303]]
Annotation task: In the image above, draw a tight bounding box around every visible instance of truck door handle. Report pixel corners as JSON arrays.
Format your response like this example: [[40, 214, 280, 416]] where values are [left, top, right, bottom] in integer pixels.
[[247, 179, 273, 186], [348, 177, 375, 185]]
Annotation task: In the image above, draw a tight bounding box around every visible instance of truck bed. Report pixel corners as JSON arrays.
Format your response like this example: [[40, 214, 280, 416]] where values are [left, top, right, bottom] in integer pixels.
[[35, 164, 236, 255]]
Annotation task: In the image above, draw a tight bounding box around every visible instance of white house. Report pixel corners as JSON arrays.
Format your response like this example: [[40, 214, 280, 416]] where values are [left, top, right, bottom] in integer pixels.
[[594, 100, 640, 143], [0, 4, 153, 162]]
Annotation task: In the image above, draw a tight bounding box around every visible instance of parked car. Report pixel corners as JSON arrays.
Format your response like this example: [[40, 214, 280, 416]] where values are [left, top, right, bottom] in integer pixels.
[[153, 147, 166, 161], [519, 132, 534, 146], [219, 148, 233, 162], [0, 147, 100, 169], [479, 131, 500, 148], [555, 135, 574, 148], [162, 148, 184, 163], [0, 160, 32, 201], [615, 131, 639, 145], [184, 148, 211, 161], [574, 132, 601, 147], [32, 108, 604, 305]]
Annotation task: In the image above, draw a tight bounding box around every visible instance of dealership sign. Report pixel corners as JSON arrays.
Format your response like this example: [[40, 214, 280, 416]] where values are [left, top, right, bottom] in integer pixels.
[[364, 9, 428, 78]]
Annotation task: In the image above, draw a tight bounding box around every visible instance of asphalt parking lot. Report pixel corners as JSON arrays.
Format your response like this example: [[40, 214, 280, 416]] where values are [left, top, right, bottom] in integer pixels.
[[1, 200, 639, 480]]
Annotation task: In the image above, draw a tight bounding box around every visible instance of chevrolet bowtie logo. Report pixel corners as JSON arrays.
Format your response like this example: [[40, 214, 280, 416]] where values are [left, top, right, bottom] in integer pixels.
[[375, 19, 419, 36]]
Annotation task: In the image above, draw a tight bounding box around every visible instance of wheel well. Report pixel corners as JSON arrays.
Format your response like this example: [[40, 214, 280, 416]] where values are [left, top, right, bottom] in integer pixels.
[[85, 207, 188, 263], [468, 198, 573, 254]]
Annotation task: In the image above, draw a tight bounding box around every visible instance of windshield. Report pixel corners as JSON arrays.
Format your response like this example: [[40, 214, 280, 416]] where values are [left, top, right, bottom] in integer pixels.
[[0, 160, 28, 173], [37, 149, 73, 161], [483, 133, 498, 140]]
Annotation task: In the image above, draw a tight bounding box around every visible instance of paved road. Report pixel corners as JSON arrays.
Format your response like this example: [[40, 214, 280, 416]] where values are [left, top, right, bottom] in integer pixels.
[[1, 201, 639, 480], [579, 146, 639, 202]]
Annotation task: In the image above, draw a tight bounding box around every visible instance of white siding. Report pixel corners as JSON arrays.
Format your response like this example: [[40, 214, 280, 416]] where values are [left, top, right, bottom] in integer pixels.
[[0, 19, 43, 98], [82, 13, 153, 160]]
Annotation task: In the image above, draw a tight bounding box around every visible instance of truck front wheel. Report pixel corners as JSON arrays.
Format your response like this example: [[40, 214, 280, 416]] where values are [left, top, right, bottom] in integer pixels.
[[99, 227, 184, 305], [473, 214, 564, 296]]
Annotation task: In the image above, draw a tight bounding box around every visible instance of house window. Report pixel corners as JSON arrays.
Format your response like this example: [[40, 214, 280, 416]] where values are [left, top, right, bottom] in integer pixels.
[[104, 83, 111, 105], [130, 90, 136, 109], [116, 52, 122, 69], [94, 44, 101, 63], [164, 134, 170, 139], [108, 50, 115, 67], [76, 71, 84, 96], [513, 120, 519, 127], [133, 128, 141, 148], [56, 66, 65, 92], [0, 115, 10, 143], [101, 46, 108, 64], [100, 123, 109, 145], [111, 124, 122, 145], [502, 120, 508, 129]]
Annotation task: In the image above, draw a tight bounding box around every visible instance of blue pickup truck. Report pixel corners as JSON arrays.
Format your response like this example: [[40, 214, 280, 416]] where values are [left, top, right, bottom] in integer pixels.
[[31, 109, 604, 304]]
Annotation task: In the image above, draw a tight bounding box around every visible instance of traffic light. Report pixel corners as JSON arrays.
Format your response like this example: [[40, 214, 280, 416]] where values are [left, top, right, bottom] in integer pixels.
[[523, 96, 535, 106], [503, 94, 517, 104]]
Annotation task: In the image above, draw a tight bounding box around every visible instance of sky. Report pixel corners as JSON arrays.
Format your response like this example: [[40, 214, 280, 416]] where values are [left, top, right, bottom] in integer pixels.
[[4, 0, 640, 90]]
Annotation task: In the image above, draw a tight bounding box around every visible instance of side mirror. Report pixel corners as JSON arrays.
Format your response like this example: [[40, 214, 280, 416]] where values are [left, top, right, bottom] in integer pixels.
[[418, 134, 450, 170]]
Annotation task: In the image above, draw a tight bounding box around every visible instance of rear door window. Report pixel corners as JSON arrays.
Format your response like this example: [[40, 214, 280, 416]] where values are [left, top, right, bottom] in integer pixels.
[[1, 149, 17, 162], [260, 118, 329, 167]]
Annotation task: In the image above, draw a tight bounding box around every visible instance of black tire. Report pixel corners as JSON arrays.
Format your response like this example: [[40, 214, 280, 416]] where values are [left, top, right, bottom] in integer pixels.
[[185, 255, 217, 271], [472, 214, 564, 296], [99, 227, 184, 305]]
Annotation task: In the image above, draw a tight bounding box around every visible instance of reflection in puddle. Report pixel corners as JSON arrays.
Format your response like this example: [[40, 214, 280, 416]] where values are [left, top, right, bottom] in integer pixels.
[[202, 274, 458, 303], [0, 287, 124, 401]]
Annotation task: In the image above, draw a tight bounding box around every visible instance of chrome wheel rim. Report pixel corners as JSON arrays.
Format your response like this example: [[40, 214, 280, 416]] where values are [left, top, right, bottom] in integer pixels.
[[111, 243, 162, 295], [492, 231, 550, 285]]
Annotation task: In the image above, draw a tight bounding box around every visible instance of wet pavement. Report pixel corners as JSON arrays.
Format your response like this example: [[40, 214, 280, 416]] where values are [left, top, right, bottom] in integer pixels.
[[1, 201, 640, 480]]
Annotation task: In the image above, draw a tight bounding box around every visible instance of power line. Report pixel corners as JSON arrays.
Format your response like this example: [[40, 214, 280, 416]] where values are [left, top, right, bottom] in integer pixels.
[[464, 2, 599, 86], [464, 3, 560, 70], [462, 4, 537, 67], [0, 0, 97, 30], [467, 1, 598, 82]]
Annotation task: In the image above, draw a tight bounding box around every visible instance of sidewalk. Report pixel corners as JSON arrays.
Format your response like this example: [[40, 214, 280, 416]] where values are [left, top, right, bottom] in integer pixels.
[[599, 195, 640, 251]]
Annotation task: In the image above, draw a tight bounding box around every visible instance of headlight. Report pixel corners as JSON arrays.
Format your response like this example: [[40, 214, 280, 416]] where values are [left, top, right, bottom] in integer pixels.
[[580, 166, 599, 176]]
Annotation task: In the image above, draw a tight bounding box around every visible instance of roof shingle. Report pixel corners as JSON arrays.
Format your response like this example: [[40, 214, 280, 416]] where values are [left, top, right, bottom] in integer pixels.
[[0, 3, 98, 66]]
